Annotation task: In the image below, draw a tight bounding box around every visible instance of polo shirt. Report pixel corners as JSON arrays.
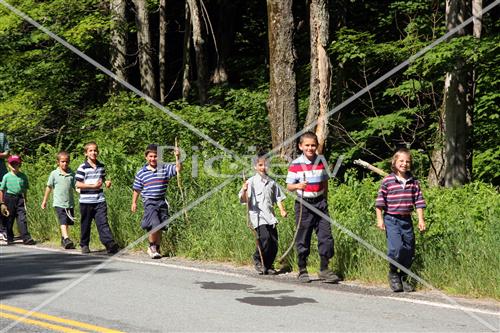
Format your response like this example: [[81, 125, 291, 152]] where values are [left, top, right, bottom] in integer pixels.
[[239, 173, 285, 228], [375, 173, 426, 215], [133, 163, 177, 199], [75, 160, 106, 204], [0, 132, 10, 180], [286, 154, 329, 198], [47, 168, 76, 208], [1, 171, 28, 195]]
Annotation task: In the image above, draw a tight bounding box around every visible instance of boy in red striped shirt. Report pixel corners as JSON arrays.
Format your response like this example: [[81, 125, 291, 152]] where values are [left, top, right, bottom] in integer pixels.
[[376, 148, 426, 292], [286, 132, 339, 283]]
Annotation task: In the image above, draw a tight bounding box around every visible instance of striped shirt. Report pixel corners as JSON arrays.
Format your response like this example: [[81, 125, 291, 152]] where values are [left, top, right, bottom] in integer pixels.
[[133, 163, 177, 199], [75, 160, 106, 204], [375, 173, 426, 215], [0, 132, 10, 180], [286, 154, 329, 198], [0, 171, 28, 195]]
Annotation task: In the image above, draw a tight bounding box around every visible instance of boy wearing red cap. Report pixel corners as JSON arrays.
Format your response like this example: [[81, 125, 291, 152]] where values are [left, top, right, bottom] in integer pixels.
[[0, 155, 35, 244]]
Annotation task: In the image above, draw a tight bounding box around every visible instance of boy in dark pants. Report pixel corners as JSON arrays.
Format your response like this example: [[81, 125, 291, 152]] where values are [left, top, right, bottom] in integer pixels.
[[239, 152, 287, 275], [76, 142, 119, 254], [0, 155, 35, 245], [376, 148, 426, 292], [286, 132, 339, 283], [131, 144, 181, 259]]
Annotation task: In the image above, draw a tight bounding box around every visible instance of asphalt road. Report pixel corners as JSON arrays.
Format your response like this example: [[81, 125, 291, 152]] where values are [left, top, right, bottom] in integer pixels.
[[0, 245, 498, 332]]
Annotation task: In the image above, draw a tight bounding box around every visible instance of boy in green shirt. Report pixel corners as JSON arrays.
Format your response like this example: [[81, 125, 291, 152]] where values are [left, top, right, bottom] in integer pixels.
[[41, 151, 76, 249], [0, 155, 35, 244]]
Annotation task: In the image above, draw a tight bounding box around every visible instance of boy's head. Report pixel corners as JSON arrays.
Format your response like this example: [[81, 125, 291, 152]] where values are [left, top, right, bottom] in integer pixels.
[[298, 131, 319, 160], [145, 144, 158, 168], [7, 155, 22, 170], [83, 141, 99, 162], [57, 151, 70, 171], [252, 151, 269, 175], [391, 148, 412, 175]]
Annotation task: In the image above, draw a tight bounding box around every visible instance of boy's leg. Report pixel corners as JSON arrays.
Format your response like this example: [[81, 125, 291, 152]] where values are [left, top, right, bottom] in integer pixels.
[[79, 203, 94, 247], [314, 200, 334, 265], [253, 225, 265, 273], [94, 202, 117, 251], [16, 198, 34, 243], [384, 214, 404, 291], [4, 196, 16, 242], [294, 201, 314, 269], [267, 224, 279, 269], [399, 217, 416, 291]]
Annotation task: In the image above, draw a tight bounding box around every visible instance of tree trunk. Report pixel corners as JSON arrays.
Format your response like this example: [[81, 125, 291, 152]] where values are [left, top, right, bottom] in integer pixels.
[[187, 0, 208, 104], [211, 0, 236, 85], [109, 0, 127, 92], [132, 0, 158, 100], [266, 0, 298, 159], [182, 1, 192, 100], [159, 0, 167, 104], [443, 0, 469, 187], [304, 0, 331, 155]]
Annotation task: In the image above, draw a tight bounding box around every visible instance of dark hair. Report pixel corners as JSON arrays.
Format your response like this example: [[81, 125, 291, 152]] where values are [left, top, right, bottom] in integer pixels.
[[56, 151, 70, 161], [145, 144, 158, 156], [299, 131, 318, 144], [252, 150, 269, 165], [391, 148, 412, 172]]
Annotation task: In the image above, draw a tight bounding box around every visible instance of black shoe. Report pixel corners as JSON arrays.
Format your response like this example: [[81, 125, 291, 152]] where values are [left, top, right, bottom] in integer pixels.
[[254, 262, 264, 275], [106, 242, 119, 254], [401, 275, 415, 292], [264, 268, 277, 275], [81, 245, 90, 254], [23, 238, 36, 245], [318, 270, 340, 283], [62, 238, 75, 249], [388, 272, 403, 292], [298, 269, 311, 283]]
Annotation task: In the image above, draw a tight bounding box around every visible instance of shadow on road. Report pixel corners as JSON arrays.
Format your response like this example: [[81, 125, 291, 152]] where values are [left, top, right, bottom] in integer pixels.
[[0, 247, 119, 300], [236, 296, 317, 307]]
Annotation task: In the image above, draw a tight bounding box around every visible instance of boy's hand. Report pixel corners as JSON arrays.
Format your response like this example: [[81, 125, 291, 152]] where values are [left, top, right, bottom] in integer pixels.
[[376, 219, 385, 230], [296, 181, 308, 191], [242, 181, 248, 191], [418, 220, 426, 232], [41, 201, 47, 209], [105, 180, 112, 189], [280, 209, 287, 218], [94, 179, 103, 189], [131, 202, 137, 213], [174, 147, 180, 158], [0, 203, 9, 217]]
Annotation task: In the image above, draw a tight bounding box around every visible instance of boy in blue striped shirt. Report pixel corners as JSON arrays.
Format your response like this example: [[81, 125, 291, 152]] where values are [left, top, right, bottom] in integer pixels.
[[131, 144, 181, 259], [75, 142, 119, 254]]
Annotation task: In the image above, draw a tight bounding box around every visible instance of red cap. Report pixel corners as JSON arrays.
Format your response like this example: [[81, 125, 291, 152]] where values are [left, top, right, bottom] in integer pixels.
[[7, 155, 21, 165]]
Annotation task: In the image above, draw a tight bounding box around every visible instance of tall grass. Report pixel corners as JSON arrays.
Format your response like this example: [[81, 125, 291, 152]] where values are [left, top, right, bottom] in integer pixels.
[[19, 150, 500, 299]]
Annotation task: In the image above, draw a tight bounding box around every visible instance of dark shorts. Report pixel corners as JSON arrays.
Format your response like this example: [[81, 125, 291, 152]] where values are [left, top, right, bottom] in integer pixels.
[[55, 207, 75, 226], [141, 198, 169, 231]]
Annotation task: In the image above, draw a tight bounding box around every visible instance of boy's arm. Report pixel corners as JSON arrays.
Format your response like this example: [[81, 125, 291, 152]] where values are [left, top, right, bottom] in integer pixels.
[[239, 181, 249, 203], [175, 147, 182, 173], [375, 207, 385, 230], [41, 186, 52, 209], [131, 190, 140, 212], [416, 208, 426, 231], [277, 200, 287, 218], [76, 180, 102, 189]]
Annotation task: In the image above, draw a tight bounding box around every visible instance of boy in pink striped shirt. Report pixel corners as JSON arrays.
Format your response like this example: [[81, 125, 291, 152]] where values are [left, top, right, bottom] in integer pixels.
[[375, 148, 426, 292]]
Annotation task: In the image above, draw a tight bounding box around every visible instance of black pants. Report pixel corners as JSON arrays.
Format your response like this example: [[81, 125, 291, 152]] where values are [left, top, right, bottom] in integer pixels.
[[80, 202, 115, 248], [4, 194, 31, 241], [253, 224, 279, 270], [294, 198, 334, 268]]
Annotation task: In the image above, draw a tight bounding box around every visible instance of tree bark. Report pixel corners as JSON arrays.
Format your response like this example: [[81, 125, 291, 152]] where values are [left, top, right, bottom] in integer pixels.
[[443, 0, 469, 187], [110, 0, 127, 92], [304, 0, 332, 155], [211, 0, 236, 85], [132, 0, 158, 100], [182, 1, 192, 100], [266, 0, 298, 159], [187, 0, 208, 104], [159, 0, 168, 104]]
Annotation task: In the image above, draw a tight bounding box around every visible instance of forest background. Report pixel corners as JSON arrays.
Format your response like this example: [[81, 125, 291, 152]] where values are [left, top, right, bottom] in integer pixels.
[[0, 0, 498, 298]]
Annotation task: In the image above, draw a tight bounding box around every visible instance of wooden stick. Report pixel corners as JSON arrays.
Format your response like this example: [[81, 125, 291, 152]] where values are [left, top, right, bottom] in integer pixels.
[[353, 159, 388, 177], [175, 137, 190, 225]]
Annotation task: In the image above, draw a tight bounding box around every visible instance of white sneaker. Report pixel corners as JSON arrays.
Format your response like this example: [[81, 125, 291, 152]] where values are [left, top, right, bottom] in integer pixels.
[[147, 246, 161, 259]]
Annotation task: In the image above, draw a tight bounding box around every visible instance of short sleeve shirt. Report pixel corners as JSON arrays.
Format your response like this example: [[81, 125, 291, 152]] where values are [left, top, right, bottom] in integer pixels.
[[133, 163, 177, 199], [286, 154, 329, 198], [75, 160, 106, 204], [47, 168, 76, 208], [1, 172, 29, 195]]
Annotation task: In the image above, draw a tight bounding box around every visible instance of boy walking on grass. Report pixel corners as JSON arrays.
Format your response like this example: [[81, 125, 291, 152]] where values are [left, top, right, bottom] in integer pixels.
[[375, 148, 426, 292], [41, 151, 77, 249], [131, 144, 181, 259], [0, 155, 35, 245], [75, 142, 119, 254], [286, 132, 339, 283], [239, 152, 287, 275]]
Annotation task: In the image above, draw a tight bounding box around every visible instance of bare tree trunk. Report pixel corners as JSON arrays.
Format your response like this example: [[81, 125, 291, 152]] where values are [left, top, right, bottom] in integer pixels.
[[304, 0, 331, 155], [187, 0, 208, 104], [266, 0, 297, 159], [110, 0, 127, 92], [443, 0, 469, 187], [211, 0, 236, 85], [132, 0, 158, 100], [182, 1, 192, 100], [159, 0, 168, 104]]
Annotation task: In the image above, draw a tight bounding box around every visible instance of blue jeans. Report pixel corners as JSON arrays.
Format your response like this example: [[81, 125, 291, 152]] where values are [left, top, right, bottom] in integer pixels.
[[384, 214, 415, 273]]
